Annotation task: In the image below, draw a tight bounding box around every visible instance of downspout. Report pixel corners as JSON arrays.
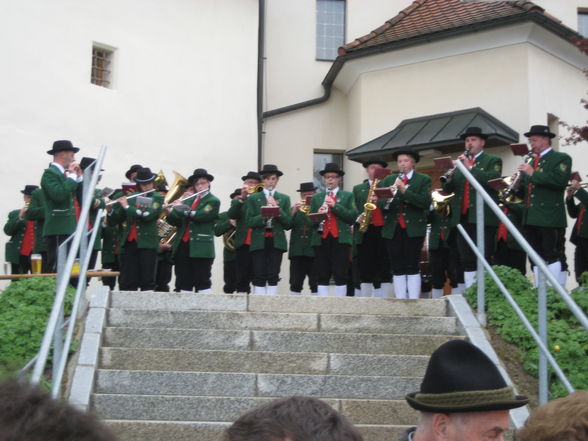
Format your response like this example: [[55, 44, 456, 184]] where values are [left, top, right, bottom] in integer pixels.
[[257, 0, 265, 169]]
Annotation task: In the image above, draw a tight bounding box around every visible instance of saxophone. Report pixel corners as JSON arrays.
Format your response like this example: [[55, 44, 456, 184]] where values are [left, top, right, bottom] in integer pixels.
[[358, 179, 378, 233]]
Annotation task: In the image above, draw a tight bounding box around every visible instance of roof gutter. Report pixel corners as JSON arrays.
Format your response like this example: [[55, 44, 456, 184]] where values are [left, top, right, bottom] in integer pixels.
[[262, 12, 580, 120]]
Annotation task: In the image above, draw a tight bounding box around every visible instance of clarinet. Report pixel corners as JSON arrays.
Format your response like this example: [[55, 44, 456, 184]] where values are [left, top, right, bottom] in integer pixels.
[[384, 169, 406, 210]]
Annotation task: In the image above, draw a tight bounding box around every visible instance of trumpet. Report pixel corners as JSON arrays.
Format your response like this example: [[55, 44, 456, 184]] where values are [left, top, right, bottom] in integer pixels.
[[440, 150, 470, 184], [298, 195, 313, 215], [105, 189, 156, 206]]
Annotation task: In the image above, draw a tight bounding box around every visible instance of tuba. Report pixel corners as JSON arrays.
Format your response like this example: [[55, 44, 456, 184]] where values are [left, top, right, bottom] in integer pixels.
[[157, 171, 189, 245]]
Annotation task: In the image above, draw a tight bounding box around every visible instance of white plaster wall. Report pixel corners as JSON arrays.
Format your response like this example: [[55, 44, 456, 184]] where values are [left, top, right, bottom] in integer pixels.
[[534, 0, 588, 31], [0, 0, 259, 290]]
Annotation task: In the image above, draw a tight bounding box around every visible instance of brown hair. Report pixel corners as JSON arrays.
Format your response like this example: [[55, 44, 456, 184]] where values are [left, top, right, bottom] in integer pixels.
[[0, 379, 117, 441], [224, 396, 363, 441], [517, 390, 588, 441]]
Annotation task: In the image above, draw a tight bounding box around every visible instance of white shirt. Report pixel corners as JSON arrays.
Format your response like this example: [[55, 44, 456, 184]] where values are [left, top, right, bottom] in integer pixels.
[[540, 147, 552, 157], [325, 187, 339, 197], [263, 188, 275, 198]]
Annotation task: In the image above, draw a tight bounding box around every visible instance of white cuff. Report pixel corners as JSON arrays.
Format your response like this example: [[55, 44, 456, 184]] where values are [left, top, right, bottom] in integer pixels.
[[135, 209, 142, 216], [142, 211, 150, 217]]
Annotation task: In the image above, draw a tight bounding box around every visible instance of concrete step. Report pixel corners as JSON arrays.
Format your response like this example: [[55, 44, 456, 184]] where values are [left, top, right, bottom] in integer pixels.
[[94, 394, 418, 425], [106, 420, 411, 441], [110, 291, 447, 316], [101, 348, 430, 377], [107, 309, 457, 335], [95, 370, 421, 400], [103, 327, 460, 355]]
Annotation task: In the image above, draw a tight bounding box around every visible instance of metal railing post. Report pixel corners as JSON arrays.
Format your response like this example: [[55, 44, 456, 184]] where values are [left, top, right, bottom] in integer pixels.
[[537, 269, 548, 404], [476, 188, 486, 326]]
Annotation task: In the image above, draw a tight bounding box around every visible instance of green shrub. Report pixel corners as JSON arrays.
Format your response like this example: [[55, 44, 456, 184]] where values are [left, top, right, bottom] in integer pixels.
[[464, 265, 588, 398], [0, 277, 74, 376]]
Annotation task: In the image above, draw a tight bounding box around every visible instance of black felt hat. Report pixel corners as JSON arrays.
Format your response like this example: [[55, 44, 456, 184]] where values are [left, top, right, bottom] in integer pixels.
[[79, 157, 104, 171], [125, 164, 143, 180], [21, 185, 39, 196], [524, 124, 556, 139], [460, 126, 489, 140], [319, 163, 345, 176], [230, 188, 242, 199], [188, 168, 214, 184], [241, 171, 262, 182], [362, 156, 388, 168], [405, 340, 528, 413], [259, 164, 283, 177], [46, 140, 80, 155], [296, 182, 317, 192], [134, 167, 156, 183], [392, 148, 420, 163]]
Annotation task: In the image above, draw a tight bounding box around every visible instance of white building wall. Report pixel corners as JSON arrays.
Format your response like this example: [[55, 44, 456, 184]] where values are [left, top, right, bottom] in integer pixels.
[[0, 0, 259, 289]]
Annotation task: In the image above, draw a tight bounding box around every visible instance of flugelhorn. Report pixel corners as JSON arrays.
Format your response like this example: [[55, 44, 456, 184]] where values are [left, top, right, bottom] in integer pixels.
[[247, 184, 264, 194]]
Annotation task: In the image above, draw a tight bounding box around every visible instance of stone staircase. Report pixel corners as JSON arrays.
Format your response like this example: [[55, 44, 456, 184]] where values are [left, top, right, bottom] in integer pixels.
[[85, 291, 464, 441]]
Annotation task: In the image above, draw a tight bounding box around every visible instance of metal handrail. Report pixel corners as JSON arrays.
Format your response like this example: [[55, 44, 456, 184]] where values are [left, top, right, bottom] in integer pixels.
[[22, 146, 107, 396], [454, 159, 587, 404]]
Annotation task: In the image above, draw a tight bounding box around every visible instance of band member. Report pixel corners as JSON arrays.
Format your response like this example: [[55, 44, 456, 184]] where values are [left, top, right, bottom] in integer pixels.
[[228, 171, 262, 294], [515, 125, 571, 284], [382, 149, 431, 299], [493, 201, 526, 275], [246, 164, 291, 295], [442, 127, 502, 288], [100, 215, 120, 290], [289, 182, 317, 296], [167, 168, 220, 293], [566, 178, 588, 285], [41, 140, 83, 272], [353, 156, 392, 298], [427, 196, 457, 298], [309, 163, 357, 297], [155, 183, 174, 292], [4, 185, 38, 275], [25, 186, 47, 273], [214, 189, 241, 293], [110, 167, 163, 291]]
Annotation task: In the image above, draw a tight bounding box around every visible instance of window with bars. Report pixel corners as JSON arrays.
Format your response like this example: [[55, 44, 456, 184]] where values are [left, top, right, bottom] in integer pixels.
[[316, 0, 345, 61], [313, 152, 344, 191], [91, 46, 113, 88], [579, 11, 588, 37]]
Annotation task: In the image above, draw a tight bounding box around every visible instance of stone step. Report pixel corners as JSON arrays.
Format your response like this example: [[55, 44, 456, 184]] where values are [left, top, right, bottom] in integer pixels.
[[95, 370, 422, 400], [110, 291, 447, 316], [100, 348, 430, 377], [107, 309, 457, 335], [103, 327, 460, 355], [93, 395, 418, 425], [106, 420, 411, 441]]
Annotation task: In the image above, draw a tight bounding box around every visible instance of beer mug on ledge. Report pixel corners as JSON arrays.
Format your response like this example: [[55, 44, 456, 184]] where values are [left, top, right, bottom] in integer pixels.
[[31, 254, 42, 274]]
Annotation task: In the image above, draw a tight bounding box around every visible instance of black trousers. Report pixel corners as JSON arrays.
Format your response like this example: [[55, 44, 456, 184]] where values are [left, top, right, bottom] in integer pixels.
[[493, 240, 526, 275], [11, 255, 32, 275], [251, 237, 283, 287], [313, 235, 350, 285], [156, 259, 173, 292], [524, 225, 562, 265], [457, 218, 497, 272], [101, 258, 120, 290], [385, 228, 424, 276], [357, 225, 389, 287], [574, 237, 588, 284], [429, 247, 460, 289], [235, 245, 252, 293], [119, 241, 157, 291], [289, 256, 317, 293], [175, 241, 213, 291], [223, 260, 237, 293], [447, 233, 464, 284], [44, 234, 70, 273]]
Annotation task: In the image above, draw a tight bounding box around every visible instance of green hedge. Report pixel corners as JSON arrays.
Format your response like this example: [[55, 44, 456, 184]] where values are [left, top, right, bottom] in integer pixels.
[[0, 277, 74, 376], [464, 265, 588, 398]]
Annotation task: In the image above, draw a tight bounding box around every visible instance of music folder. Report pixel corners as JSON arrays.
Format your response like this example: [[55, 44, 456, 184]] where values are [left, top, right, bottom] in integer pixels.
[[570, 171, 582, 182], [122, 182, 137, 195], [510, 143, 529, 156], [433, 157, 454, 171], [374, 187, 394, 199], [487, 178, 508, 191], [374, 168, 392, 180], [261, 206, 280, 218], [308, 212, 328, 222]]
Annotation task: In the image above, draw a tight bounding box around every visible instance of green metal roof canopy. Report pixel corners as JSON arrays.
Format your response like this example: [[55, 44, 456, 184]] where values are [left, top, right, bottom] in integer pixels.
[[346, 107, 519, 163]]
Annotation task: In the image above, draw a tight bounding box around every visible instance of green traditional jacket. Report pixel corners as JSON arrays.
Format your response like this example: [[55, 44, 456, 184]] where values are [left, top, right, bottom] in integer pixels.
[[428, 209, 453, 250], [168, 192, 220, 259], [352, 180, 386, 245], [214, 211, 236, 262], [517, 149, 571, 228], [25, 188, 46, 253], [309, 190, 357, 246], [109, 191, 164, 250], [100, 222, 119, 265], [245, 191, 292, 252], [381, 171, 431, 239], [4, 210, 27, 263], [86, 189, 106, 251], [442, 151, 502, 227], [289, 211, 314, 258], [227, 198, 249, 249], [567, 187, 588, 241], [41, 164, 79, 236]]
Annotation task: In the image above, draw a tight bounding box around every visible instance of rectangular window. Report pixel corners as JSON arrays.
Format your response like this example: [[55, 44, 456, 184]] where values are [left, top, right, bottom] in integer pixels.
[[548, 113, 560, 151], [91, 45, 114, 88], [316, 0, 345, 61], [578, 11, 588, 36], [313, 152, 344, 191]]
